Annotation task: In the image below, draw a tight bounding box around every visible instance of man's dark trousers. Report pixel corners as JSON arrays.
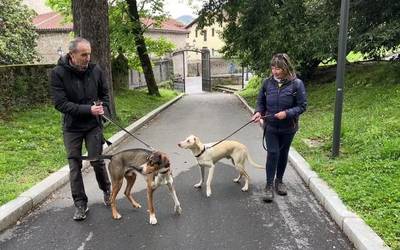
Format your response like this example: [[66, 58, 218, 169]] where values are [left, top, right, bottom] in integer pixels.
[[63, 126, 111, 207]]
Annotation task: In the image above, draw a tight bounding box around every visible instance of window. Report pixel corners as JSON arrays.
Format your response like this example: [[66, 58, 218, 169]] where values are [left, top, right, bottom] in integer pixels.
[[203, 30, 207, 41], [212, 48, 215, 56], [195, 30, 198, 38], [212, 28, 215, 37]]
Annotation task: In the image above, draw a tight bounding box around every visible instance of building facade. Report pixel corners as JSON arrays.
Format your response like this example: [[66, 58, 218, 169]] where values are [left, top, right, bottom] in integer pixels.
[[185, 18, 225, 59], [32, 12, 189, 64]]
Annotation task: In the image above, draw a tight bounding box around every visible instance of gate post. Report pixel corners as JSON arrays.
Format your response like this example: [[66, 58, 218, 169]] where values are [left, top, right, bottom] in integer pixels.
[[201, 47, 211, 91]]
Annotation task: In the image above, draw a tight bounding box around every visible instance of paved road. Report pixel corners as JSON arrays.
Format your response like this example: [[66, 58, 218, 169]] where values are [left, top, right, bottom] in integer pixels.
[[185, 76, 203, 94], [0, 93, 352, 249]]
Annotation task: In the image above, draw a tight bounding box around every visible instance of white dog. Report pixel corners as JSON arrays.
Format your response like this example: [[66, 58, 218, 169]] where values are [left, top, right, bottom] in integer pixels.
[[178, 135, 263, 197]]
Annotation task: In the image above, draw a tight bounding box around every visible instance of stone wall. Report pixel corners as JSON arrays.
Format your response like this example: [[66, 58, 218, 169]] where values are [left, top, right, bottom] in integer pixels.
[[35, 32, 70, 64], [186, 58, 243, 77], [0, 64, 54, 119], [211, 74, 243, 86]]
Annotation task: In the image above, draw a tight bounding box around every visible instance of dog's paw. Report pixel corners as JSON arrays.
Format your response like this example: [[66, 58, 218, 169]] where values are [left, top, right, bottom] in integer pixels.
[[149, 214, 158, 225], [194, 183, 202, 189], [132, 202, 142, 208], [241, 186, 249, 192], [175, 205, 182, 215], [233, 177, 240, 183], [112, 213, 122, 220], [206, 190, 212, 197]]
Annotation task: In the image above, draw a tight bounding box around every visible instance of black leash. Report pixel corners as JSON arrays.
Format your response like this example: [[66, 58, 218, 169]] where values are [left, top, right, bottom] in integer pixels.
[[210, 116, 268, 148], [210, 120, 254, 148], [101, 114, 154, 150]]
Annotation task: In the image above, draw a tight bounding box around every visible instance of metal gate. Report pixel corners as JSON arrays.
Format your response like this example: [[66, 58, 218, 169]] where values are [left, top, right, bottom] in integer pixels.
[[172, 48, 211, 92], [201, 47, 211, 92]]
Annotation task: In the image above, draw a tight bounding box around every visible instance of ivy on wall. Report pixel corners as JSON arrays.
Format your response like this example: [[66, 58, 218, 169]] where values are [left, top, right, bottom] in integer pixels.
[[0, 64, 54, 119]]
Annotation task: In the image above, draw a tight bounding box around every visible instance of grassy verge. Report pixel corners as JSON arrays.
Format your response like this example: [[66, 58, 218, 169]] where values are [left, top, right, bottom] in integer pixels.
[[0, 88, 178, 206], [239, 62, 400, 249]]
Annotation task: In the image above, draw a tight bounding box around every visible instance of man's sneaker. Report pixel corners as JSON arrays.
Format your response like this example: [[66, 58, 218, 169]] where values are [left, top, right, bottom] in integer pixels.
[[275, 181, 288, 196], [73, 205, 89, 221], [103, 190, 111, 206], [263, 185, 274, 203]]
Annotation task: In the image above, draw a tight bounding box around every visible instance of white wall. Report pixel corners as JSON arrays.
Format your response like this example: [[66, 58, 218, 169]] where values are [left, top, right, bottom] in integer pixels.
[[23, 0, 52, 14]]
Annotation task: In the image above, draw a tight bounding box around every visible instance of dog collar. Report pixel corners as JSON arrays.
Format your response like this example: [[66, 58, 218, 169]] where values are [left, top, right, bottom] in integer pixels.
[[195, 146, 206, 158], [158, 168, 170, 174]]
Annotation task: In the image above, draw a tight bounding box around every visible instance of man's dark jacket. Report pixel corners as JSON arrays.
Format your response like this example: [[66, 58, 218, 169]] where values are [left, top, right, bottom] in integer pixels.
[[255, 77, 307, 134], [51, 55, 110, 132]]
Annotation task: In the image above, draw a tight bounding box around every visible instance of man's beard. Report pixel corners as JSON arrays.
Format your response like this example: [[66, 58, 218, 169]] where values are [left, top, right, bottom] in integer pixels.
[[74, 63, 88, 71], [77, 64, 88, 71], [69, 59, 88, 71]]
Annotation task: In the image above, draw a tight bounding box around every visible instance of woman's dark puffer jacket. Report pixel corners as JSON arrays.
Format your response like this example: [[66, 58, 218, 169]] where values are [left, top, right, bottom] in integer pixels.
[[255, 77, 307, 134]]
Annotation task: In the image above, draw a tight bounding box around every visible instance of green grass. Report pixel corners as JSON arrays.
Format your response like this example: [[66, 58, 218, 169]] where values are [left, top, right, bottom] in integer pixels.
[[0, 88, 178, 205], [240, 62, 400, 249]]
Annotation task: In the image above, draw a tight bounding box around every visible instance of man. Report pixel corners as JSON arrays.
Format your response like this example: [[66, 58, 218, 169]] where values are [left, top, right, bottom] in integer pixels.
[[51, 37, 111, 221]]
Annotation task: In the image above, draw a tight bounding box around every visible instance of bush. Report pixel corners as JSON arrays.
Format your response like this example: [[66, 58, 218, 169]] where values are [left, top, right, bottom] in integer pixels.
[[0, 64, 54, 119]]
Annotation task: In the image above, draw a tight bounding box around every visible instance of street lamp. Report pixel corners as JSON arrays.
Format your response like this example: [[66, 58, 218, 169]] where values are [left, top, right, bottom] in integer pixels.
[[332, 0, 350, 157]]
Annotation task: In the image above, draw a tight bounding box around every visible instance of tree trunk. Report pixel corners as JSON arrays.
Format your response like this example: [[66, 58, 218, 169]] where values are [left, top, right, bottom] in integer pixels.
[[126, 0, 160, 96], [112, 51, 129, 90], [72, 0, 117, 118], [71, 0, 80, 35]]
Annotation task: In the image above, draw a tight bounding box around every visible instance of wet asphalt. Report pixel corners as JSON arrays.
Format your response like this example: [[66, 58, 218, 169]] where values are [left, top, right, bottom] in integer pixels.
[[0, 92, 353, 250]]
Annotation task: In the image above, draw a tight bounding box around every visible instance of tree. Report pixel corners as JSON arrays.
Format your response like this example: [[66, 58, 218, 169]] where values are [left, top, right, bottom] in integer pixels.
[[196, 0, 400, 79], [125, 0, 165, 96], [0, 0, 39, 64], [196, 0, 334, 79], [348, 0, 400, 58], [71, 0, 116, 118], [108, 0, 175, 92]]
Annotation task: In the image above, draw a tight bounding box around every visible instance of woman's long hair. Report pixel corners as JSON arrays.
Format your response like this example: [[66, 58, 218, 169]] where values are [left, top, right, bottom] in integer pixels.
[[270, 53, 296, 80]]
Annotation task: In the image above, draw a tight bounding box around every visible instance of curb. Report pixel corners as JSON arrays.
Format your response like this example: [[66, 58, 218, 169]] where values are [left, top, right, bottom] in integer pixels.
[[235, 93, 390, 250], [0, 93, 184, 233]]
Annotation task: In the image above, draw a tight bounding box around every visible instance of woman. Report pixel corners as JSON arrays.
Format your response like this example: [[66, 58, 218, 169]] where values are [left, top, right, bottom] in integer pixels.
[[251, 53, 307, 202]]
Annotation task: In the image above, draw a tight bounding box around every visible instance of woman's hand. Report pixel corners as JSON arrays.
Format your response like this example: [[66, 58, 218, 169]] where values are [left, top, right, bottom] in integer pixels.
[[274, 111, 287, 120], [251, 112, 262, 123]]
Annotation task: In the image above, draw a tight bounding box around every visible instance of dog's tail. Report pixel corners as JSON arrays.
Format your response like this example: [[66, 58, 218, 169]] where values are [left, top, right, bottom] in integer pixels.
[[246, 153, 265, 169], [68, 155, 113, 161]]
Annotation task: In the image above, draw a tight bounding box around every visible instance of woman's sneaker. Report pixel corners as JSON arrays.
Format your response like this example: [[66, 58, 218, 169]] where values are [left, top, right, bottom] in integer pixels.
[[73, 204, 89, 221], [275, 181, 287, 196], [263, 185, 274, 203]]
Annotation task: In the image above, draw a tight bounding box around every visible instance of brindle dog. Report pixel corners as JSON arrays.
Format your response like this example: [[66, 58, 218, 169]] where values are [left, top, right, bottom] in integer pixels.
[[104, 148, 182, 224]]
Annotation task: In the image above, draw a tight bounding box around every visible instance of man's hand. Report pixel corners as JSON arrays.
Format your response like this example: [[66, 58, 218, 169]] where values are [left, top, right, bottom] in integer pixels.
[[274, 111, 287, 120], [91, 102, 104, 116]]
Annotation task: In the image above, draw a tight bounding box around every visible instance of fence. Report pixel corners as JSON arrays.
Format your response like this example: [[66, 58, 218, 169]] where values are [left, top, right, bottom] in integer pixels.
[[128, 59, 173, 89]]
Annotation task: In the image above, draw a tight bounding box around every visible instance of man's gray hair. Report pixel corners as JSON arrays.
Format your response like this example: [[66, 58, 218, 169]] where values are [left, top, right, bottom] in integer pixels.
[[68, 37, 90, 53]]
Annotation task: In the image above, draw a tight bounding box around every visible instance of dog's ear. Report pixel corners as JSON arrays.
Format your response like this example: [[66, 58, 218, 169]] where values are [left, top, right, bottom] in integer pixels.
[[161, 154, 170, 168], [149, 151, 162, 166]]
